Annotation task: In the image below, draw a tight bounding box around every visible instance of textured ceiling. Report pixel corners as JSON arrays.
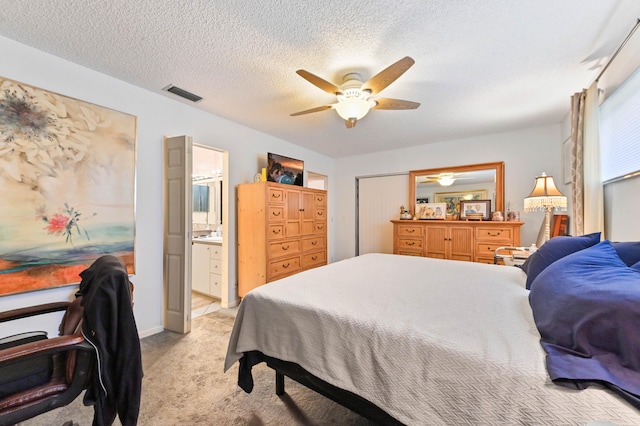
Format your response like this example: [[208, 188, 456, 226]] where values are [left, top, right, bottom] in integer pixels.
[[0, 1, 639, 158]]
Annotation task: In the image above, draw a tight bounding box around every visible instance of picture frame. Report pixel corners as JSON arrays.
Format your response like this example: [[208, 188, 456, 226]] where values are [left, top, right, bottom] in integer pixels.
[[434, 190, 488, 215], [267, 152, 304, 186], [0, 76, 137, 296], [415, 202, 446, 220], [459, 200, 491, 220]]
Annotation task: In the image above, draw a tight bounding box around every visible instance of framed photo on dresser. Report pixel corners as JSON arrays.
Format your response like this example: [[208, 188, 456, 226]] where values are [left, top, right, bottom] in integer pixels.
[[460, 200, 491, 220]]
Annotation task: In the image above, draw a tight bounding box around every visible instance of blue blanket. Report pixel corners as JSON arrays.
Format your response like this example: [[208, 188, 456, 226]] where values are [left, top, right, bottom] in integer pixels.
[[529, 240, 640, 408]]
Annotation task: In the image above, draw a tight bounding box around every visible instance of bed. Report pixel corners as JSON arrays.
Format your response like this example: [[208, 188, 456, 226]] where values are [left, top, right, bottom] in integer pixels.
[[224, 244, 640, 425]]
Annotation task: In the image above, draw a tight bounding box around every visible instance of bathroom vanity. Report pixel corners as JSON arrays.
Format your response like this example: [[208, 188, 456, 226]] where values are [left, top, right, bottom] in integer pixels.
[[192, 237, 222, 299]]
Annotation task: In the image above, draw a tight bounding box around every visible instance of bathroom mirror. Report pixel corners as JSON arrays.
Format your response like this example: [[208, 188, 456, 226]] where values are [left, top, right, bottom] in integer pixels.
[[409, 162, 504, 217]]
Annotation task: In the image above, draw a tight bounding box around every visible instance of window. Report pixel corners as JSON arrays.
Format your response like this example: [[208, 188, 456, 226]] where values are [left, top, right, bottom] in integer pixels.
[[599, 67, 640, 182]]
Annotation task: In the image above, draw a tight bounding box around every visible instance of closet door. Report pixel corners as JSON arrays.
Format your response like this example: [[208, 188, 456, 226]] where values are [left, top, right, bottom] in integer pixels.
[[357, 174, 409, 255]]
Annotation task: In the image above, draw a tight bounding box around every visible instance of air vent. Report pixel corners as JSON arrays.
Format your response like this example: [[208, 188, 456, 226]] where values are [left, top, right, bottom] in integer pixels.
[[163, 84, 203, 102]]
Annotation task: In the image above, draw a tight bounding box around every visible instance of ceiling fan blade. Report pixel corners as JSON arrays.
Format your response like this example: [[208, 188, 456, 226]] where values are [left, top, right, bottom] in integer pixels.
[[290, 105, 332, 116], [296, 70, 342, 95], [362, 56, 415, 94], [373, 98, 420, 110], [345, 119, 357, 129]]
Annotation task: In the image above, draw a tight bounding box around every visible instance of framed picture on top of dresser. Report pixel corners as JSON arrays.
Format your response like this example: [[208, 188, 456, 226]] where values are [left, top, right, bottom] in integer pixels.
[[416, 202, 446, 220], [460, 200, 491, 220]]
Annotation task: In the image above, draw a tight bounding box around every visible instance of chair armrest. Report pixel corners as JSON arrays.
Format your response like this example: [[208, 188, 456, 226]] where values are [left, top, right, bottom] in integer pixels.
[[0, 334, 92, 365], [0, 302, 70, 323]]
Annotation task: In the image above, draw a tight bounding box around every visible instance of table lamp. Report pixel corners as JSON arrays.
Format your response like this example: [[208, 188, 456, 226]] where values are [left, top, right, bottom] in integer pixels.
[[524, 173, 567, 246]]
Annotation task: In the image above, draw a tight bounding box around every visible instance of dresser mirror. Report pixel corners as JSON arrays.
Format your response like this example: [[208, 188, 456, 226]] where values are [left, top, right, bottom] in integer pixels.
[[409, 162, 504, 218]]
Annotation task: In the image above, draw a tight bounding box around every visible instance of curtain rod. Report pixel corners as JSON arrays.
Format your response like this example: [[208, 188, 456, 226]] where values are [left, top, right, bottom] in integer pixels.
[[596, 18, 640, 82]]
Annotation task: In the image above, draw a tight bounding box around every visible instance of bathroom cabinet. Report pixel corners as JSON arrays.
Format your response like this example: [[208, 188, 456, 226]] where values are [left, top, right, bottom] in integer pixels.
[[192, 241, 222, 298]]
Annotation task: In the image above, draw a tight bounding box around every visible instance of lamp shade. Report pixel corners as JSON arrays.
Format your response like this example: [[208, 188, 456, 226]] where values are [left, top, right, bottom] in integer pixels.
[[523, 173, 567, 212], [334, 98, 375, 121]]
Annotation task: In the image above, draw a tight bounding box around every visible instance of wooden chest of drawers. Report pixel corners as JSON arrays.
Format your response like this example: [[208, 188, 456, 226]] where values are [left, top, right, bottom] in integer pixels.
[[238, 182, 327, 297], [392, 220, 523, 264]]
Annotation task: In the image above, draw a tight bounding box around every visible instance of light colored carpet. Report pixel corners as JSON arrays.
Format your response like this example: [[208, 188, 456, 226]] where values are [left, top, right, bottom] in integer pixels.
[[21, 309, 376, 425]]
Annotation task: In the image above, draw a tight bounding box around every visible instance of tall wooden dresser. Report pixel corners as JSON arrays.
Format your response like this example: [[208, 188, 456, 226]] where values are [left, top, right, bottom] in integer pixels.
[[392, 220, 523, 264], [237, 182, 327, 297]]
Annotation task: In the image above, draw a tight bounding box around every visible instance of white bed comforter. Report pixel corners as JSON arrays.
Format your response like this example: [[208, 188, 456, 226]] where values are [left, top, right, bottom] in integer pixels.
[[225, 253, 640, 425]]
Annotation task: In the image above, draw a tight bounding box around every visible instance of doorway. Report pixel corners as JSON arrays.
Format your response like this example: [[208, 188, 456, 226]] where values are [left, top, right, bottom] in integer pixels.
[[191, 144, 226, 319], [308, 171, 328, 190]]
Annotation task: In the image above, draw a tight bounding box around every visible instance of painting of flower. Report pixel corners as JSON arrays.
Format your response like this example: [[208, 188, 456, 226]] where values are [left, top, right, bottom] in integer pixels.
[[37, 203, 95, 244], [0, 76, 136, 296]]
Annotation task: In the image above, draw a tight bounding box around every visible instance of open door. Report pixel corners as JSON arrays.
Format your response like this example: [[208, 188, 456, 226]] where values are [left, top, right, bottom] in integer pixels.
[[163, 135, 192, 333]]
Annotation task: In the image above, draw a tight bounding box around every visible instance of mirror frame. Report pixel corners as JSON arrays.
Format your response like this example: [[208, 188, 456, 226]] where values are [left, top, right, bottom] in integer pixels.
[[409, 161, 505, 216]]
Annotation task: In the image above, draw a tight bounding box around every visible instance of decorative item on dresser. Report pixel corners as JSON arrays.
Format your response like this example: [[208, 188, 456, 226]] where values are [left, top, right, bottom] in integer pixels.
[[392, 220, 523, 264], [237, 181, 327, 297]]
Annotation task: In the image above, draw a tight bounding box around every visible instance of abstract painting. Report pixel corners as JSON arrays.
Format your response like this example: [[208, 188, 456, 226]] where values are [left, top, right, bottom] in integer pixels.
[[0, 77, 136, 296]]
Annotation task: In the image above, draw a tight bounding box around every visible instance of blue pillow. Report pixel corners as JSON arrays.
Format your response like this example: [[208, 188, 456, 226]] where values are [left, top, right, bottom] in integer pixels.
[[632, 260, 640, 272], [612, 241, 640, 267], [523, 232, 601, 289], [528, 241, 640, 401]]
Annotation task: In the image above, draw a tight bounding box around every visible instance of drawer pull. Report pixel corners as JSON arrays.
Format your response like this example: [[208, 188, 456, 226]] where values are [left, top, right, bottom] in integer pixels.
[[272, 229, 281, 234], [282, 245, 290, 250], [488, 232, 501, 236], [272, 211, 281, 217], [271, 193, 281, 199], [311, 241, 318, 246], [316, 197, 323, 201], [407, 229, 415, 233], [317, 225, 324, 230], [406, 241, 415, 246], [311, 256, 318, 261], [317, 211, 323, 216], [282, 262, 290, 268]]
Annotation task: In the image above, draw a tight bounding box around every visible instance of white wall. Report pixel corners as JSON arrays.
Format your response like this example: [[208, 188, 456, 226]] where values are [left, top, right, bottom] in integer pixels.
[[0, 36, 335, 337], [334, 125, 566, 261]]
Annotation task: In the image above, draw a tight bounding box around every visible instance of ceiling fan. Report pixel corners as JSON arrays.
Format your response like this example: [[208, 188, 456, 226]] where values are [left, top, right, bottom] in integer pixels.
[[290, 56, 420, 128], [418, 173, 472, 187]]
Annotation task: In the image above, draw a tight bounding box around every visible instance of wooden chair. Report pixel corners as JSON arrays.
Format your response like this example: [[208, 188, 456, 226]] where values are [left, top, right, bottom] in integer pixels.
[[0, 298, 94, 426]]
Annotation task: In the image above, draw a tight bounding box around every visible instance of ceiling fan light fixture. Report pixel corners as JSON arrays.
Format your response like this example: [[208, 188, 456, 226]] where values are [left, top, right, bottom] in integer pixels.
[[437, 176, 456, 186], [291, 57, 418, 125], [334, 98, 375, 121]]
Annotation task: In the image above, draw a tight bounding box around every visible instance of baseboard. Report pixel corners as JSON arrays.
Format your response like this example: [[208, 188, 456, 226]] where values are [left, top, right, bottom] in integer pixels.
[[139, 325, 164, 339]]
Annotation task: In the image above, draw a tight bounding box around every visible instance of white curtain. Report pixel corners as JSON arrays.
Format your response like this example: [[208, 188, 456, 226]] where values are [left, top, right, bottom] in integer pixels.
[[582, 82, 604, 236], [570, 81, 604, 237], [570, 90, 585, 236]]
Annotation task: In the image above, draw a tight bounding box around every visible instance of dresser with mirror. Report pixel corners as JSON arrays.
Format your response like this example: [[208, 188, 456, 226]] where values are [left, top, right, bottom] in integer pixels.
[[392, 161, 523, 264]]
